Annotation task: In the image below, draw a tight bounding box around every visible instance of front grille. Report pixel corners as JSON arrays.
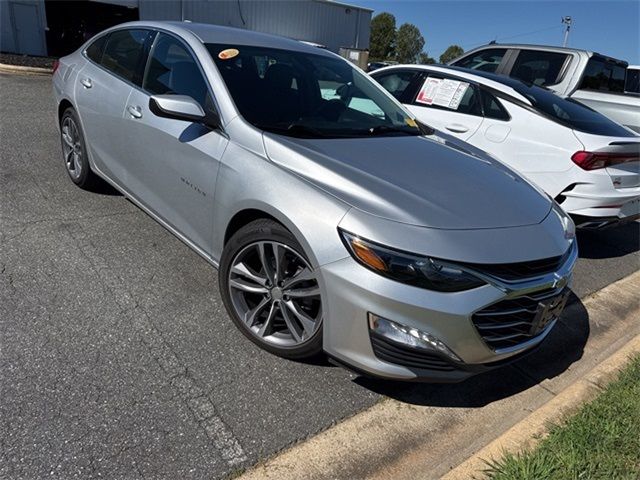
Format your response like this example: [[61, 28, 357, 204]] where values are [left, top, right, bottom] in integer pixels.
[[472, 287, 568, 351], [461, 254, 566, 282], [370, 333, 456, 371]]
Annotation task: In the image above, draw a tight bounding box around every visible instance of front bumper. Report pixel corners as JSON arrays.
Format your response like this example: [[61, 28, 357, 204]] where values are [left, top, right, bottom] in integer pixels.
[[320, 242, 577, 382]]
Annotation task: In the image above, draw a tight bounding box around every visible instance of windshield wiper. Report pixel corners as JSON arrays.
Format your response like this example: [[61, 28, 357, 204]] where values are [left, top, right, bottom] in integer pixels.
[[286, 123, 329, 138], [416, 120, 435, 135], [365, 125, 420, 136], [257, 122, 329, 138]]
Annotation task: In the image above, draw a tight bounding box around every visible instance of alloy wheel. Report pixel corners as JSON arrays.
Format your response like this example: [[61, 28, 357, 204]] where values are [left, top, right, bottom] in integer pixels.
[[61, 116, 83, 180], [228, 241, 322, 347]]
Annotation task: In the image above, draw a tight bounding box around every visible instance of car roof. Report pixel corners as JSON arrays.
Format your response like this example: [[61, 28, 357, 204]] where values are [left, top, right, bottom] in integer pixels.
[[105, 20, 336, 57], [457, 43, 629, 66], [461, 43, 593, 56], [371, 64, 533, 105]]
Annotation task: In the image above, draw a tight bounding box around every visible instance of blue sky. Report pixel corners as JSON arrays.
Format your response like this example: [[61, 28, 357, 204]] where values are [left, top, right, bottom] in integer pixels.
[[348, 1, 640, 64]]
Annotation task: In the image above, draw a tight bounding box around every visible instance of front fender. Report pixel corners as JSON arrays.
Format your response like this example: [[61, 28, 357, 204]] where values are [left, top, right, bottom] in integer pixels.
[[212, 139, 351, 268]]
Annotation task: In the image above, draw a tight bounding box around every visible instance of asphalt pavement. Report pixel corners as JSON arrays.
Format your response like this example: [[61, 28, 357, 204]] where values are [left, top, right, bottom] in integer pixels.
[[1, 73, 639, 479]]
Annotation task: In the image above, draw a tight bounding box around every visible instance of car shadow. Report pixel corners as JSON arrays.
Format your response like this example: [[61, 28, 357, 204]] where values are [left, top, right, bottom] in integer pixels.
[[90, 178, 122, 196], [352, 292, 589, 408], [577, 221, 639, 259]]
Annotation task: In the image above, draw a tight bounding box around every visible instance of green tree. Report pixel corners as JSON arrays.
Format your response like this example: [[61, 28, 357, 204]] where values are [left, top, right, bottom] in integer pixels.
[[439, 45, 464, 64], [418, 52, 436, 64], [395, 23, 425, 63], [369, 12, 396, 61]]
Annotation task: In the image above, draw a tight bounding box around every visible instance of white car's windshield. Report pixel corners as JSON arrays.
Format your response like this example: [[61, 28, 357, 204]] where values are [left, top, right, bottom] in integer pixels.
[[207, 44, 421, 138]]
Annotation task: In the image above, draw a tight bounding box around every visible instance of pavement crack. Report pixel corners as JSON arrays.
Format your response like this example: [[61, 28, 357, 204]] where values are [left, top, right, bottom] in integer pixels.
[[60, 222, 248, 468]]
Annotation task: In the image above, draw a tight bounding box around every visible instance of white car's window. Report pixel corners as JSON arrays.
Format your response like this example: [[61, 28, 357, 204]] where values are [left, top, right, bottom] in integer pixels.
[[481, 90, 510, 121], [143, 33, 209, 109], [411, 74, 482, 116], [207, 44, 421, 139], [101, 29, 150, 84], [452, 48, 506, 73], [517, 84, 635, 136], [373, 70, 420, 101]]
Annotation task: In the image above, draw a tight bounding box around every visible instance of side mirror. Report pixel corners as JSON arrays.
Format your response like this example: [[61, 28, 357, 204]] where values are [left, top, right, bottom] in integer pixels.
[[149, 94, 220, 129]]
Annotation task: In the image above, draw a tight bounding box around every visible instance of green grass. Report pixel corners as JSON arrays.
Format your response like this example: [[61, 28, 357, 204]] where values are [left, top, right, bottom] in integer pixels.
[[483, 355, 640, 480]]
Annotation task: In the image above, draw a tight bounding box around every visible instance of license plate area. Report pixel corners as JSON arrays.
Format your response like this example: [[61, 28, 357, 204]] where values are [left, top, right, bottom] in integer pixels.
[[529, 291, 570, 336]]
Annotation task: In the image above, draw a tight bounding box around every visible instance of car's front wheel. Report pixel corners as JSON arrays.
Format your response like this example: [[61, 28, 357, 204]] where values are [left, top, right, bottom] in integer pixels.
[[60, 107, 99, 190], [219, 219, 324, 359]]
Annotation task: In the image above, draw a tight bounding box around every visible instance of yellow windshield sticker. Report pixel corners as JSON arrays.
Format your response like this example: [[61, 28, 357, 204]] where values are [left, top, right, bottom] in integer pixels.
[[218, 48, 240, 60], [405, 118, 418, 128]]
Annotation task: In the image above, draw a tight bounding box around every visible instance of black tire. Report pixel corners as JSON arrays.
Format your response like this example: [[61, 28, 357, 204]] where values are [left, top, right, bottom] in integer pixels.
[[60, 107, 100, 190], [219, 219, 324, 360]]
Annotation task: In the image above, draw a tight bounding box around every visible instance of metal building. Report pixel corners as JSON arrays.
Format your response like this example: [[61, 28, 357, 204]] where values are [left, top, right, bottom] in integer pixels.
[[0, 0, 371, 58]]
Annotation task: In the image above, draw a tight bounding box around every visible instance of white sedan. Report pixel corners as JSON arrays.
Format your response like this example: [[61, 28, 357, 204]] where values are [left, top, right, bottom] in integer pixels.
[[371, 65, 640, 228]]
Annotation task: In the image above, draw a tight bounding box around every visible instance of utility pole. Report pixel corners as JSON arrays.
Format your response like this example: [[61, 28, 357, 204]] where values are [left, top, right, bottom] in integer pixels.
[[562, 16, 572, 47]]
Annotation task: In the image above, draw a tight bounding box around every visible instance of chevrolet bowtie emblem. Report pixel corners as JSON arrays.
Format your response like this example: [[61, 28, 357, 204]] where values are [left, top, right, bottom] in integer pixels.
[[552, 273, 568, 290]]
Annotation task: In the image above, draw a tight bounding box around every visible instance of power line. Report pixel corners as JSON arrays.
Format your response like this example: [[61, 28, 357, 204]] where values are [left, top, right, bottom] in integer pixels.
[[462, 24, 564, 50]]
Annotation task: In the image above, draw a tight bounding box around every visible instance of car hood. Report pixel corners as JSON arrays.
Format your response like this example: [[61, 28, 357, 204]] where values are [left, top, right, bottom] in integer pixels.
[[263, 133, 552, 230]]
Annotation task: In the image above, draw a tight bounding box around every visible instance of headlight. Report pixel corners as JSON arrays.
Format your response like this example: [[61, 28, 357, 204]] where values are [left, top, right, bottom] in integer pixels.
[[552, 202, 575, 241], [339, 230, 485, 292]]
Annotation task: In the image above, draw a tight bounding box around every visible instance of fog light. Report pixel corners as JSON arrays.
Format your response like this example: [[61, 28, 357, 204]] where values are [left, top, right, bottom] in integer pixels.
[[368, 313, 462, 362]]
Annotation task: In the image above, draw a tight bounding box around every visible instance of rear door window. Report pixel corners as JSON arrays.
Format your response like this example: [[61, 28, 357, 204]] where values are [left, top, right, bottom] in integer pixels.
[[101, 29, 151, 85], [412, 74, 482, 116], [509, 50, 569, 86], [451, 48, 507, 73], [371, 70, 420, 102], [579, 56, 627, 93]]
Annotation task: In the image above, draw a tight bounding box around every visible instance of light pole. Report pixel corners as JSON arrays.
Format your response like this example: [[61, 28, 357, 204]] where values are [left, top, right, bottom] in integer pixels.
[[562, 16, 572, 47]]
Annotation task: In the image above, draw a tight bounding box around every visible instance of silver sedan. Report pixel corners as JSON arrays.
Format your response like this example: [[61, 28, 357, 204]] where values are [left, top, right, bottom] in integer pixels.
[[52, 21, 577, 382]]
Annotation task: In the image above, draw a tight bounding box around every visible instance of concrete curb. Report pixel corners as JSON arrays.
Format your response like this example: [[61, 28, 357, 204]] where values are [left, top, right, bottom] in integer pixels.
[[236, 271, 640, 480], [0, 63, 52, 75], [442, 333, 640, 480]]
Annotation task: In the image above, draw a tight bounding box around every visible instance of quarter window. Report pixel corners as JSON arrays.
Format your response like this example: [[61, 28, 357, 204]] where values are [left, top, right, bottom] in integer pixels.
[[85, 34, 108, 63], [101, 29, 150, 85], [143, 33, 209, 108], [413, 75, 482, 116], [372, 70, 419, 101], [452, 48, 506, 73], [510, 50, 569, 86], [481, 90, 510, 121]]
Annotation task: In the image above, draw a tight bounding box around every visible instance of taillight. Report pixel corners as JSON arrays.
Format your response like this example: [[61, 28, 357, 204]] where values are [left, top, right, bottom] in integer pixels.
[[571, 150, 639, 170], [52, 59, 60, 74]]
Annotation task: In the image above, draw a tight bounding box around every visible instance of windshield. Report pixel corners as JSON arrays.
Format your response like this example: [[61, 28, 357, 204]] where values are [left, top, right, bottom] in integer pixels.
[[206, 43, 421, 138], [515, 85, 635, 137]]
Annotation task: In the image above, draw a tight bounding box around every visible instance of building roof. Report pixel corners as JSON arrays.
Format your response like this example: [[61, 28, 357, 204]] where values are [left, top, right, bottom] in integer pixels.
[[133, 21, 337, 56], [314, 0, 374, 13]]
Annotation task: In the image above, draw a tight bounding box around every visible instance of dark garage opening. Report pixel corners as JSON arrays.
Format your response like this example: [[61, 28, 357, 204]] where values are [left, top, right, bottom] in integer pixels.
[[44, 0, 139, 57]]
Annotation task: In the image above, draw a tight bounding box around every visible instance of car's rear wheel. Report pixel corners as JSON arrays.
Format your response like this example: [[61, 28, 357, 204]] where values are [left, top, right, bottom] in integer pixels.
[[219, 219, 323, 359], [60, 107, 99, 190]]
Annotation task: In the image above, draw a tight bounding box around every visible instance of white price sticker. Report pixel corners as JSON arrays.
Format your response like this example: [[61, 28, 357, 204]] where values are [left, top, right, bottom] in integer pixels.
[[416, 78, 470, 110]]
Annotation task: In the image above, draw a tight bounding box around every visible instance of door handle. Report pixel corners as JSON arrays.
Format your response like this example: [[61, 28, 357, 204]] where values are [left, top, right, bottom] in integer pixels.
[[80, 77, 92, 89], [127, 105, 143, 119], [445, 123, 469, 133]]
